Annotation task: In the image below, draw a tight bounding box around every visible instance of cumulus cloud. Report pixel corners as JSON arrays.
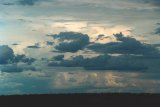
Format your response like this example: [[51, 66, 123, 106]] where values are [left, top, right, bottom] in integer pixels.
[[50, 32, 90, 52], [88, 33, 159, 56], [0, 45, 14, 64], [0, 45, 36, 72]]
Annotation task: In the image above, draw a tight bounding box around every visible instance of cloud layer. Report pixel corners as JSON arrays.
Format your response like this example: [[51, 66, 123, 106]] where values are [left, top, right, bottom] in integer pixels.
[[47, 32, 160, 71]]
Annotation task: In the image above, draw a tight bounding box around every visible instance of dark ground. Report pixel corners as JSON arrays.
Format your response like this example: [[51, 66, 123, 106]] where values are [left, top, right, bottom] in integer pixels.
[[0, 93, 160, 107]]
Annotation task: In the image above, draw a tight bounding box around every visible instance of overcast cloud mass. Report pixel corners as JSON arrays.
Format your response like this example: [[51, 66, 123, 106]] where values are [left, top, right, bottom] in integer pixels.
[[0, 0, 160, 95]]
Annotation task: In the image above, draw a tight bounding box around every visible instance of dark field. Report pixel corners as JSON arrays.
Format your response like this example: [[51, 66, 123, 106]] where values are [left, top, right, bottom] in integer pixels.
[[1, 93, 160, 107]]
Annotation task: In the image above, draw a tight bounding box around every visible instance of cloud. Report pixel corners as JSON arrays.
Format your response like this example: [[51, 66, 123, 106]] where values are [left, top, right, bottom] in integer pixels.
[[14, 54, 36, 65], [48, 54, 151, 71], [46, 41, 54, 46], [27, 43, 40, 49], [51, 32, 90, 52], [47, 32, 160, 70], [88, 33, 159, 55], [153, 44, 160, 47], [18, 0, 39, 6], [1, 64, 23, 72], [52, 71, 125, 89], [104, 55, 148, 71], [0, 64, 36, 73], [0, 45, 14, 64], [95, 34, 105, 41], [2, 3, 15, 6], [154, 26, 160, 35], [12, 43, 19, 46], [142, 0, 160, 6], [0, 45, 36, 73], [52, 55, 64, 61]]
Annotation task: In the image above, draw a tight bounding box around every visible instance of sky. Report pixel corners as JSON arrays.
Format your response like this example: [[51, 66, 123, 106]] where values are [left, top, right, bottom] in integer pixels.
[[0, 0, 160, 95]]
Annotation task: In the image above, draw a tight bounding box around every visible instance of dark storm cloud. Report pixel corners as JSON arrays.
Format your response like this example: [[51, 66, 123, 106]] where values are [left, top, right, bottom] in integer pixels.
[[27, 43, 40, 49], [18, 0, 39, 6], [48, 55, 149, 71], [105, 55, 148, 71], [48, 55, 85, 67], [0, 45, 36, 73], [0, 45, 36, 65], [0, 45, 14, 64], [88, 33, 159, 56], [51, 32, 90, 52]]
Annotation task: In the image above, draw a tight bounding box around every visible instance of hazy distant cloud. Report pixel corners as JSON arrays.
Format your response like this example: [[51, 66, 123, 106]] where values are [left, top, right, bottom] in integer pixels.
[[12, 43, 19, 46], [1, 64, 23, 72], [52, 71, 127, 89], [0, 64, 36, 73], [51, 32, 90, 52], [2, 3, 15, 6]]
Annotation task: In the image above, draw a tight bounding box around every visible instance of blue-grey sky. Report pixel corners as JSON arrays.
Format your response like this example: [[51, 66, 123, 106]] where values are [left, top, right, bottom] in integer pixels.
[[0, 0, 160, 94], [0, 0, 160, 44]]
